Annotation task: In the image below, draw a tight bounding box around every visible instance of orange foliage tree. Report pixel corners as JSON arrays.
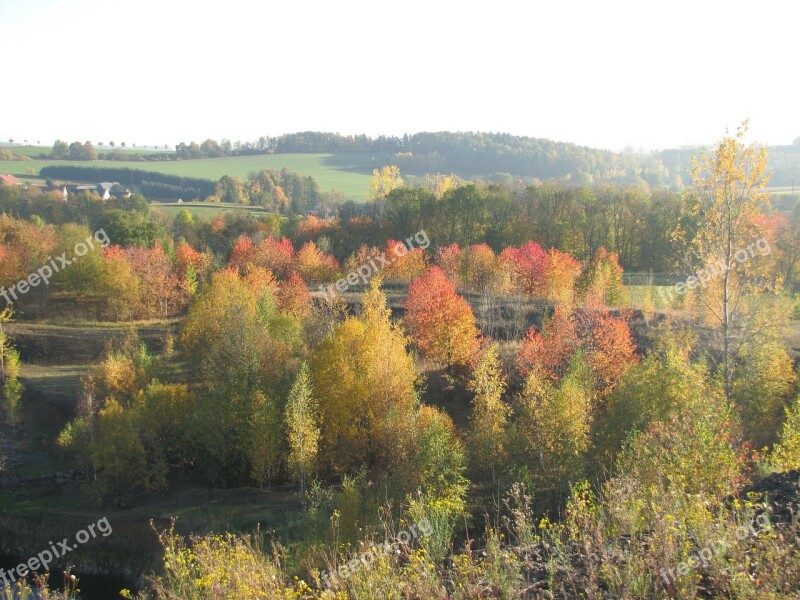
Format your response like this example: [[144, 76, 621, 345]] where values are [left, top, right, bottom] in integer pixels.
[[541, 248, 582, 304], [464, 243, 500, 291], [124, 244, 185, 318], [574, 306, 639, 393], [404, 267, 480, 367], [518, 304, 638, 393], [296, 241, 340, 284], [228, 235, 297, 280], [175, 241, 211, 276], [382, 240, 429, 282], [516, 305, 578, 381]]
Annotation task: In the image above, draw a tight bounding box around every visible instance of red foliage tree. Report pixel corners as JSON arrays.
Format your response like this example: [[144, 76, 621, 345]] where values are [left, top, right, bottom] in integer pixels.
[[404, 266, 480, 367], [228, 236, 255, 273], [501, 241, 548, 296]]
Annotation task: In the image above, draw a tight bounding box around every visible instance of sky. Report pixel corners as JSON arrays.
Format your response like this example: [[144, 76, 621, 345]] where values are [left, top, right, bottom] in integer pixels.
[[1, 0, 798, 152]]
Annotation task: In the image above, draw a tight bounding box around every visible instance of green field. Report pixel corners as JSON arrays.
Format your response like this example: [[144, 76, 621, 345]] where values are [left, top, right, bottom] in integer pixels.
[[0, 150, 378, 201], [151, 201, 280, 219]]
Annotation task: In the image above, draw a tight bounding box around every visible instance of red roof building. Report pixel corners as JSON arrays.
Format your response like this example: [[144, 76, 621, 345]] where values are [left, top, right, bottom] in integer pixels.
[[0, 174, 20, 186]]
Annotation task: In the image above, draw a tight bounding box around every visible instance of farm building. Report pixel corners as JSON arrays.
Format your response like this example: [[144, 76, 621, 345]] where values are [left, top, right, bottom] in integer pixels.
[[0, 174, 20, 186]]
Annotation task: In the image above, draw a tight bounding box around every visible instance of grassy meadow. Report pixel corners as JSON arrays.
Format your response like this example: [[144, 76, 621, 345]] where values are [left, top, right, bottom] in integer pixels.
[[0, 149, 377, 201]]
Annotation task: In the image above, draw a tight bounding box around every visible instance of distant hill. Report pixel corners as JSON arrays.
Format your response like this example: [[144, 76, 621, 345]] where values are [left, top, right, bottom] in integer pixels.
[[270, 131, 800, 190], [5, 133, 799, 196]]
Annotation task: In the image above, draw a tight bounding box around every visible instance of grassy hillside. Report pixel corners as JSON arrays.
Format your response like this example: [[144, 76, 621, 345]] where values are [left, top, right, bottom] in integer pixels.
[[0, 152, 376, 201]]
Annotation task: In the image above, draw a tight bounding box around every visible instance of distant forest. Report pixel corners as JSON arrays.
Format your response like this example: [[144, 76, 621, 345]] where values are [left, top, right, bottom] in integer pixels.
[[170, 133, 800, 190], [46, 132, 800, 190]]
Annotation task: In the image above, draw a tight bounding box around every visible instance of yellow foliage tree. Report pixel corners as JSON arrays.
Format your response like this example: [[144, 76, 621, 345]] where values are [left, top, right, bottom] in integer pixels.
[[369, 165, 404, 201], [516, 352, 594, 496], [468, 342, 510, 484], [772, 393, 800, 471], [674, 122, 773, 398], [0, 308, 22, 432], [284, 363, 319, 497], [310, 277, 417, 474], [92, 398, 148, 505]]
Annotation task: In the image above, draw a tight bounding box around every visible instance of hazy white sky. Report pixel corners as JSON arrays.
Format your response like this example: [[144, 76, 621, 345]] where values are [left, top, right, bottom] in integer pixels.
[[1, 0, 798, 151]]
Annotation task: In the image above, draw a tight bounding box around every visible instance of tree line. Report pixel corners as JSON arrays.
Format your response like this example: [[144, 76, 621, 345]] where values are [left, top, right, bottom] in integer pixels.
[[40, 166, 216, 200]]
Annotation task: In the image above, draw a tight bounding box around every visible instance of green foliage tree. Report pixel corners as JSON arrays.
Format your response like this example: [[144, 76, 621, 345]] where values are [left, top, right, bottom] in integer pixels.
[[598, 329, 710, 461], [51, 139, 69, 159], [249, 390, 283, 489], [515, 352, 594, 502]]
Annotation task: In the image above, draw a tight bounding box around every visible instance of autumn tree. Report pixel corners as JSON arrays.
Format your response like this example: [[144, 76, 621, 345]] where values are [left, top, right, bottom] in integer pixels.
[[673, 122, 773, 399], [516, 305, 578, 381], [501, 241, 548, 296], [136, 382, 195, 488], [598, 329, 711, 461], [615, 390, 745, 503], [404, 267, 480, 368], [284, 363, 319, 497], [732, 340, 796, 449], [0, 308, 22, 432], [92, 398, 148, 505], [468, 342, 510, 485], [577, 247, 628, 306], [381, 240, 428, 282], [249, 390, 283, 489], [311, 277, 417, 474], [296, 241, 340, 284], [369, 165, 404, 200], [515, 352, 594, 501], [541, 248, 582, 304], [124, 243, 185, 318], [772, 392, 800, 471], [464, 243, 500, 292], [276, 271, 312, 319], [228, 236, 296, 280], [574, 306, 639, 394], [435, 243, 465, 288]]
